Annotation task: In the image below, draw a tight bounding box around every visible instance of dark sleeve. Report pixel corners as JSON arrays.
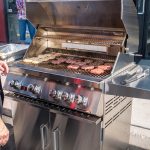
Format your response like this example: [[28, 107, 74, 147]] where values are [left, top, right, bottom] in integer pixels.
[[0, 79, 4, 103], [0, 79, 4, 115], [0, 98, 2, 115]]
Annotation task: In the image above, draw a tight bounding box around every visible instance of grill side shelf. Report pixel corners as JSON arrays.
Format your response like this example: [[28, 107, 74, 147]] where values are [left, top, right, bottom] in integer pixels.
[[105, 63, 150, 100]]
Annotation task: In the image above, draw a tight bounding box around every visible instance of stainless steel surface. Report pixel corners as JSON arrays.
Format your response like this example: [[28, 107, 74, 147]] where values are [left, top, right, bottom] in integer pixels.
[[104, 59, 150, 100], [4, 69, 104, 117], [3, 96, 50, 150], [4, 92, 101, 124], [3, 95, 103, 150], [26, 27, 125, 57], [26, 0, 124, 29], [52, 128, 59, 150], [0, 44, 28, 62], [103, 96, 132, 150], [3, 0, 139, 150], [122, 0, 139, 53], [49, 112, 101, 150], [25, 0, 139, 54], [2, 92, 132, 150], [40, 124, 49, 150]]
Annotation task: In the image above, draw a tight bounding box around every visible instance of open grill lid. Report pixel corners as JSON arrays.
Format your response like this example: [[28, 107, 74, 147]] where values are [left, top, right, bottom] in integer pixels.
[[26, 0, 139, 54]]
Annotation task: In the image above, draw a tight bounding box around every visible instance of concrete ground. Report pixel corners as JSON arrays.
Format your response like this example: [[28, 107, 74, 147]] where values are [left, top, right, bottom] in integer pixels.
[[129, 99, 150, 150]]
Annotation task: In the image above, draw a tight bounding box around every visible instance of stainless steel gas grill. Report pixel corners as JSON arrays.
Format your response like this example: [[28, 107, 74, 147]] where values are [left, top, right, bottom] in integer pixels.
[[2, 0, 142, 150]]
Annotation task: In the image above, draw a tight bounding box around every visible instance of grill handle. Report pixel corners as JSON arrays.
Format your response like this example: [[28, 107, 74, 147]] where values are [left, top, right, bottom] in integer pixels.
[[52, 128, 60, 150], [40, 124, 49, 150]]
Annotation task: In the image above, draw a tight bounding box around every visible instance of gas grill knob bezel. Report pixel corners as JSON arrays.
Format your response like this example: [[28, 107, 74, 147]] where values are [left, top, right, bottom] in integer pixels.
[[56, 90, 63, 100], [27, 84, 35, 93], [75, 95, 83, 104], [61, 92, 69, 100], [68, 93, 76, 103], [27, 84, 41, 95], [33, 85, 41, 95], [10, 80, 21, 90], [82, 97, 89, 107], [49, 89, 57, 98]]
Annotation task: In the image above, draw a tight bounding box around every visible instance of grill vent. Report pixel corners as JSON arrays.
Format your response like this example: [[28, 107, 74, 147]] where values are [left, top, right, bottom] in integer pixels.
[[105, 96, 126, 115], [105, 102, 131, 128]]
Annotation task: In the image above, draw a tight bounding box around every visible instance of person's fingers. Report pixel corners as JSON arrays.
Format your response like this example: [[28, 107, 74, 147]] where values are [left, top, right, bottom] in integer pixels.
[[5, 135, 9, 143], [1, 62, 9, 75], [0, 61, 9, 75], [0, 127, 9, 146], [0, 134, 9, 146], [0, 66, 4, 73], [0, 137, 2, 145], [2, 138, 8, 146]]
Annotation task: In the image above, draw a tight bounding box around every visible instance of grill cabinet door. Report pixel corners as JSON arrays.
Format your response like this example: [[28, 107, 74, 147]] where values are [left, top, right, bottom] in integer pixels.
[[49, 112, 102, 150], [4, 97, 50, 150]]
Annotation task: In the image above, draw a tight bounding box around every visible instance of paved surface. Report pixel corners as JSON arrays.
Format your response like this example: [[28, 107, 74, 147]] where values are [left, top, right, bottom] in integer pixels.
[[130, 98, 150, 150]]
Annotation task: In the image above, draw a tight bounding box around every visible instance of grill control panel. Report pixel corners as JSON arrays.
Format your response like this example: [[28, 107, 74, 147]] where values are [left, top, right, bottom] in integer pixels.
[[49, 89, 88, 109], [9, 80, 42, 95], [4, 73, 102, 115]]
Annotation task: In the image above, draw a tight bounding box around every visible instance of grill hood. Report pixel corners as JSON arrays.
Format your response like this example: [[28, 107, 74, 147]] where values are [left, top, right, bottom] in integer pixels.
[[26, 0, 139, 54]]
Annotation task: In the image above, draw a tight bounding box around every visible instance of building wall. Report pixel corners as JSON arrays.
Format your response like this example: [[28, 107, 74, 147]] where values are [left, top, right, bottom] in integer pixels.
[[0, 0, 7, 42]]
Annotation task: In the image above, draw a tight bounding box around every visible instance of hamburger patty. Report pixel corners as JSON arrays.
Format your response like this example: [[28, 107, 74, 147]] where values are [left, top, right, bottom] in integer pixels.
[[67, 65, 80, 70], [90, 68, 104, 75], [81, 65, 95, 70]]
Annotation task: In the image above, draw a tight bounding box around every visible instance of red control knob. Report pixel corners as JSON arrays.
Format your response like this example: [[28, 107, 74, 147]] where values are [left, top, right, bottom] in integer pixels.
[[70, 102, 77, 109]]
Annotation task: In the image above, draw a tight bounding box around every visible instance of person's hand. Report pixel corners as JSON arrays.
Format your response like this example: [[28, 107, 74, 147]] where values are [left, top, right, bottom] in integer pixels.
[[0, 118, 9, 146], [0, 61, 9, 76]]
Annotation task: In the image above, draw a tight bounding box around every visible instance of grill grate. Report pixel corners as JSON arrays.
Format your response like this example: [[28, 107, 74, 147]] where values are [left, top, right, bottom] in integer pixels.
[[38, 63, 112, 78], [22, 49, 116, 78]]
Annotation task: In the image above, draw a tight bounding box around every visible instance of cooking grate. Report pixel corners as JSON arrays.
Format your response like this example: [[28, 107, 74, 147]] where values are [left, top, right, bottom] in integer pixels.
[[38, 63, 112, 78], [45, 49, 116, 61], [22, 48, 116, 78]]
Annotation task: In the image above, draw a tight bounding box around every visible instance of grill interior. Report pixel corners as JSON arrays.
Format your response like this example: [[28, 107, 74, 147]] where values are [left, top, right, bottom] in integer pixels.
[[36, 35, 123, 47], [21, 48, 116, 79]]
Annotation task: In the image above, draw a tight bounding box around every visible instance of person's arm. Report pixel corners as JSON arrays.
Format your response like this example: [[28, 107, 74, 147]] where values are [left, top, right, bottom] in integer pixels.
[[0, 61, 9, 146], [0, 61, 9, 76], [0, 117, 9, 146]]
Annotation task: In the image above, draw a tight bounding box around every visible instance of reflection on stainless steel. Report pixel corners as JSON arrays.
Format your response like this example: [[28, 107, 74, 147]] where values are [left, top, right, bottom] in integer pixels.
[[0, 44, 28, 62], [3, 0, 139, 150], [105, 61, 150, 100], [121, 68, 149, 85], [40, 124, 49, 150]]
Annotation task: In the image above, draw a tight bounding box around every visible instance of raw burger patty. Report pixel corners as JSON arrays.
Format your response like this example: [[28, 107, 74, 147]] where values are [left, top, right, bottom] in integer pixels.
[[57, 57, 66, 63], [98, 65, 112, 71], [90, 68, 104, 75], [67, 65, 80, 70], [51, 60, 61, 65], [81, 65, 94, 70]]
